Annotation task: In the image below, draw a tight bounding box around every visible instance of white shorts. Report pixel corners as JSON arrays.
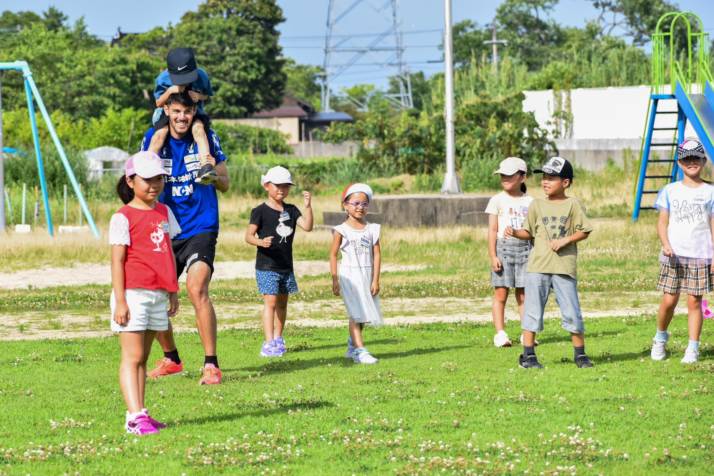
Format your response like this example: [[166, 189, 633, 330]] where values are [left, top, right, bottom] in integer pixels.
[[110, 289, 169, 333]]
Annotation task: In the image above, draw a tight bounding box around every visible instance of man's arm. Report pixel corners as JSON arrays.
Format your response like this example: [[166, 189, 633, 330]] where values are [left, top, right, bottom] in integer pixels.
[[212, 162, 230, 193]]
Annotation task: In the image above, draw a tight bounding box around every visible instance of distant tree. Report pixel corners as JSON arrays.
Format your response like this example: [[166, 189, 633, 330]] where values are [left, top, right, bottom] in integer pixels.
[[41, 6, 68, 32], [451, 20, 492, 67], [172, 0, 286, 118], [589, 0, 679, 46], [495, 0, 565, 70], [283, 58, 322, 109]]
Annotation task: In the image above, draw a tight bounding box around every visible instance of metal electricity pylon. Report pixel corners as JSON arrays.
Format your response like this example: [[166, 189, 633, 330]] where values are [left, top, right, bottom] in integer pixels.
[[322, 0, 413, 112]]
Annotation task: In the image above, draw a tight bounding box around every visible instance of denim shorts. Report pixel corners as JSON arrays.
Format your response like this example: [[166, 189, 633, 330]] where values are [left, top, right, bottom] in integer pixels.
[[491, 238, 531, 288], [256, 269, 298, 295], [522, 272, 584, 334]]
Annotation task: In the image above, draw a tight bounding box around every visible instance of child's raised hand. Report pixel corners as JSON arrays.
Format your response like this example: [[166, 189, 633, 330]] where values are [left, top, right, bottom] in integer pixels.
[[168, 292, 179, 317], [332, 276, 340, 296], [188, 90, 201, 103], [370, 280, 380, 296], [113, 301, 130, 326], [303, 191, 312, 208], [260, 236, 274, 248], [490, 256, 502, 272], [169, 85, 186, 94]]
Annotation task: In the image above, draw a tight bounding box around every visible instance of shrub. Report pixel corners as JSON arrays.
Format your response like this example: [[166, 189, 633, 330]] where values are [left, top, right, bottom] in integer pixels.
[[211, 122, 291, 155]]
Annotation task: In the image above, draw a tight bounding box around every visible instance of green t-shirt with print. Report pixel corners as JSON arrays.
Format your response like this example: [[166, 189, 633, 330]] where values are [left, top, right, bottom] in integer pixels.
[[523, 197, 592, 278]]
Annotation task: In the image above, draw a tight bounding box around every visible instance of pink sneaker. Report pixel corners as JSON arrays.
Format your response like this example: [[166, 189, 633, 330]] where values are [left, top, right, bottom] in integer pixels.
[[141, 410, 166, 429], [126, 414, 160, 435]]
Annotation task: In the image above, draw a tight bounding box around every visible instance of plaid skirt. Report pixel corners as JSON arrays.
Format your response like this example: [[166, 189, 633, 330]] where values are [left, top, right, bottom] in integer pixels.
[[657, 258, 714, 295]]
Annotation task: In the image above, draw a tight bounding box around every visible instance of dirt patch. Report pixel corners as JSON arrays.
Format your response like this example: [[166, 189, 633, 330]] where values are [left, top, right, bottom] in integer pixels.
[[0, 261, 425, 290], [0, 295, 663, 341]]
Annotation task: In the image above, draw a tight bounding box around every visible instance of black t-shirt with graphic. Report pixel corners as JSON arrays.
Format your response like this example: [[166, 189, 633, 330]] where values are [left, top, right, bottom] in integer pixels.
[[250, 203, 302, 272]]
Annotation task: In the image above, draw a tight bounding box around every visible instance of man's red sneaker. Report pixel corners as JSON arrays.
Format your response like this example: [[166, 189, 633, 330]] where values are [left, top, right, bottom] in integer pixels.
[[148, 358, 183, 379], [199, 364, 222, 385]]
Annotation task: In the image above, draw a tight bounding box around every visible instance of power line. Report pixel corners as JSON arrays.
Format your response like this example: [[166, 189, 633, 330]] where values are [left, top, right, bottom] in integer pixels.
[[283, 28, 441, 41], [283, 44, 439, 50]]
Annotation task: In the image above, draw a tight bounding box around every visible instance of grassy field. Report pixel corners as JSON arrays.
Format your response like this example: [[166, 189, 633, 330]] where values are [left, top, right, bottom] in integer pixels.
[[3, 166, 713, 474], [1, 319, 713, 475]]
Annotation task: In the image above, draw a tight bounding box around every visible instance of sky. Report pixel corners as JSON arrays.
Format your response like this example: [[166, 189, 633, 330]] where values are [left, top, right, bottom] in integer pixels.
[[3, 0, 714, 90]]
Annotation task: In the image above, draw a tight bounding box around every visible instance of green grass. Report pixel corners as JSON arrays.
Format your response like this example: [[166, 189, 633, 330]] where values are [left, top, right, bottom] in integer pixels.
[[1, 318, 713, 474]]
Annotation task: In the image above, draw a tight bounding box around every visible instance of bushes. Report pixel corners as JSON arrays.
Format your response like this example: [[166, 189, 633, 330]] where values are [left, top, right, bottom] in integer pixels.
[[211, 122, 291, 155], [226, 155, 369, 195], [323, 90, 555, 191], [1, 108, 150, 153]]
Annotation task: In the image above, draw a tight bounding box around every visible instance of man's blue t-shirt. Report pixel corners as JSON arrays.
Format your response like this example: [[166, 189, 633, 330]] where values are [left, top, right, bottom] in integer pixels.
[[141, 128, 226, 241], [154, 68, 213, 113]]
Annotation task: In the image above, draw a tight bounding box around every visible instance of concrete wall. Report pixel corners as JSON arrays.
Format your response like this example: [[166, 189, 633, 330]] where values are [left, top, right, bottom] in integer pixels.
[[324, 194, 491, 228], [291, 141, 358, 158], [523, 85, 697, 170]]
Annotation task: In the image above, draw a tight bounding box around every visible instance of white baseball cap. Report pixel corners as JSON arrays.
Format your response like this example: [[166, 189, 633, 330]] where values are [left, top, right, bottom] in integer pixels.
[[342, 183, 374, 202], [493, 157, 527, 176], [261, 166, 294, 185], [125, 151, 168, 179]]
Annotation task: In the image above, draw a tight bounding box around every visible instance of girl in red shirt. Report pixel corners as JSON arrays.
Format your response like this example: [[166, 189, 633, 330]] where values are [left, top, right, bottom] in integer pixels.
[[110, 151, 181, 435]]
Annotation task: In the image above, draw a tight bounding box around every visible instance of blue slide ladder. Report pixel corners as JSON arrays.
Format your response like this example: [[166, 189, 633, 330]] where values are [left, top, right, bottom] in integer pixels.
[[632, 94, 684, 219]]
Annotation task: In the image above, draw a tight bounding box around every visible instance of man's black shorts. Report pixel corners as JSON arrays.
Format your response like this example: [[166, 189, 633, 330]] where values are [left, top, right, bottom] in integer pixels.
[[172, 232, 217, 278], [154, 110, 211, 131]]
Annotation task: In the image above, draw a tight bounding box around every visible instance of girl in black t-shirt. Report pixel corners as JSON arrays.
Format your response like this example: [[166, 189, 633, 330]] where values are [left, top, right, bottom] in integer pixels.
[[245, 166, 313, 357]]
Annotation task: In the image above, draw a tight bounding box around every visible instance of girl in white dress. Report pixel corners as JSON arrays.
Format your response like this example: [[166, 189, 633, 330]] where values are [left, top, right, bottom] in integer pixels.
[[329, 183, 383, 364]]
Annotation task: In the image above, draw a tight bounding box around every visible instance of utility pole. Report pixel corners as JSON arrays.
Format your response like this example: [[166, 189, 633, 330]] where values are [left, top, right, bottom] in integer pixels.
[[483, 23, 507, 73], [441, 0, 460, 194], [0, 72, 5, 232]]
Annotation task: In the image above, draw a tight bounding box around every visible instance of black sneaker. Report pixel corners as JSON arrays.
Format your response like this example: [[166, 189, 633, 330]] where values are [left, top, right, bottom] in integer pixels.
[[575, 354, 594, 368], [518, 353, 543, 369], [196, 163, 217, 184]]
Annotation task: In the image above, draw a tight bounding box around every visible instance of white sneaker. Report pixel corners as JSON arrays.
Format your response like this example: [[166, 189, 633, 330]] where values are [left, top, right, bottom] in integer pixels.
[[651, 339, 667, 361], [352, 348, 378, 364], [681, 347, 699, 364], [493, 331, 512, 348]]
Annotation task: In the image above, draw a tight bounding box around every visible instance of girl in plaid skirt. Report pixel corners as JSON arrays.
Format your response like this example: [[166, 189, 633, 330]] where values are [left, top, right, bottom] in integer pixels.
[[652, 138, 714, 364]]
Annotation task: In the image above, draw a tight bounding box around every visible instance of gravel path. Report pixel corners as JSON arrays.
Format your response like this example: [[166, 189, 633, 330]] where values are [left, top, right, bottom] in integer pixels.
[[0, 261, 424, 290]]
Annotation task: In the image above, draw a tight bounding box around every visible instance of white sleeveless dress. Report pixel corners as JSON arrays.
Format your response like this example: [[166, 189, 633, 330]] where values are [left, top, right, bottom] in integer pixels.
[[333, 222, 383, 325]]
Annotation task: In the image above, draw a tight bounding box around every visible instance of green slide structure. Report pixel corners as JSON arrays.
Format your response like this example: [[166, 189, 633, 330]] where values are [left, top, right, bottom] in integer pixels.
[[632, 12, 714, 220]]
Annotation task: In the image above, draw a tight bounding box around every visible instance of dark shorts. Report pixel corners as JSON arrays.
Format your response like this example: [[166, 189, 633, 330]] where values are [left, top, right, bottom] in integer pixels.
[[173, 232, 217, 278], [153, 109, 211, 131]]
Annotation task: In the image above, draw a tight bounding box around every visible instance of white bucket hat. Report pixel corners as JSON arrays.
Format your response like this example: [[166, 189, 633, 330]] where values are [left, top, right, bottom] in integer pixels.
[[261, 166, 294, 185]]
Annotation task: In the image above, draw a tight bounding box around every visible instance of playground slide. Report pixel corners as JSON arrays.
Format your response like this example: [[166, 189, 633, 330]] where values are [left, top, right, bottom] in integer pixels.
[[706, 81, 714, 110], [675, 81, 714, 158]]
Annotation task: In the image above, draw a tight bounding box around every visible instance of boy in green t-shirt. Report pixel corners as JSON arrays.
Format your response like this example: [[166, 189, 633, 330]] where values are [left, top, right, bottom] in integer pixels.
[[506, 157, 593, 369]]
